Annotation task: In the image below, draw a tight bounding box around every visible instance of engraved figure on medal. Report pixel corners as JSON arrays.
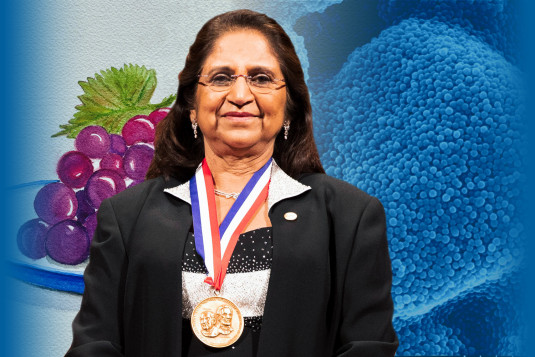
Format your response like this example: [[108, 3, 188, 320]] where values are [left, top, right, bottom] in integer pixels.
[[215, 305, 234, 335], [200, 311, 217, 337], [191, 296, 244, 348]]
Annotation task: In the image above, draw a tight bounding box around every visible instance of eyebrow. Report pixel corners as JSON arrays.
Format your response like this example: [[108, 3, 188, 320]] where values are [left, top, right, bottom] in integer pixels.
[[203, 66, 232, 76], [248, 66, 277, 78], [203, 66, 279, 77]]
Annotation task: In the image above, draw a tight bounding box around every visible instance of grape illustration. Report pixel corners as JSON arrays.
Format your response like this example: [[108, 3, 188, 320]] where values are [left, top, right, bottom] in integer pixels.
[[85, 169, 127, 209], [75, 189, 95, 223], [148, 107, 170, 125], [123, 144, 155, 180], [121, 115, 155, 145], [46, 220, 90, 265], [100, 153, 126, 177], [34, 182, 78, 225], [75, 125, 111, 158], [109, 134, 127, 156], [57, 151, 94, 189], [17, 219, 48, 260], [18, 64, 175, 266]]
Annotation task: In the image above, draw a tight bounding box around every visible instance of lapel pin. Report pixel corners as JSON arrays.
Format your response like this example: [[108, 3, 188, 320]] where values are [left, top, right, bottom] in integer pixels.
[[284, 212, 298, 221]]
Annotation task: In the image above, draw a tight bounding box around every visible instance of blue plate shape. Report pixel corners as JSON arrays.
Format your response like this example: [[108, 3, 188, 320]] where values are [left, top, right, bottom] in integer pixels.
[[9, 179, 86, 294]]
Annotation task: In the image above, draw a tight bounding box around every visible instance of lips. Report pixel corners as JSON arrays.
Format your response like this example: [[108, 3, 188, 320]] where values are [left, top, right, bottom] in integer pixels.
[[222, 111, 258, 117]]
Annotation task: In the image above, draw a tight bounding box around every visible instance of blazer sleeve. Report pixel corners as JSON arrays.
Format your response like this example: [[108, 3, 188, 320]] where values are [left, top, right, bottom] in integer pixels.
[[335, 197, 399, 357], [65, 199, 126, 357]]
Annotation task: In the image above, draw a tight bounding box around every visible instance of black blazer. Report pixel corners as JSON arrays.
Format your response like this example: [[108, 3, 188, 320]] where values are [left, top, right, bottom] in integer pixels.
[[66, 173, 398, 356]]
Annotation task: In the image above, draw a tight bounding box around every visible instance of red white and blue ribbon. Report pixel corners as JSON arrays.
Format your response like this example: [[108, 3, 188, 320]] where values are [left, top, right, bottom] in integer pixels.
[[190, 158, 272, 290]]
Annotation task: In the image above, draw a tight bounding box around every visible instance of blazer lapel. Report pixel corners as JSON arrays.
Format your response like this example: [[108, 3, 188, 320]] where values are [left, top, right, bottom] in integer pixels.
[[257, 172, 314, 356]]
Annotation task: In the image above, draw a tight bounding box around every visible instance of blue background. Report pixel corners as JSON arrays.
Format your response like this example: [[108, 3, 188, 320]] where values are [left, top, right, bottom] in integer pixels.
[[301, 1, 527, 355]]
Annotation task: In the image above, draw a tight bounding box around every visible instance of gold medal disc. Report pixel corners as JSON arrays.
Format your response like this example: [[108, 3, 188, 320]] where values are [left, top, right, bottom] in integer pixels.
[[191, 296, 244, 348]]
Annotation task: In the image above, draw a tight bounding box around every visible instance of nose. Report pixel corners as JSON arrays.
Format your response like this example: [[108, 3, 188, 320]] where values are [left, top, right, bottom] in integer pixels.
[[226, 76, 254, 108]]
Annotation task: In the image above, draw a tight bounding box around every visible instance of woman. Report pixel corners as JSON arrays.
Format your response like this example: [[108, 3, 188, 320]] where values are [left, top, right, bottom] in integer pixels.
[[66, 9, 398, 357]]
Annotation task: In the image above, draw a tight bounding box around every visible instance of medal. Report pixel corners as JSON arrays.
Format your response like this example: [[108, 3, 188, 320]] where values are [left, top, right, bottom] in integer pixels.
[[191, 296, 244, 348], [189, 158, 272, 347]]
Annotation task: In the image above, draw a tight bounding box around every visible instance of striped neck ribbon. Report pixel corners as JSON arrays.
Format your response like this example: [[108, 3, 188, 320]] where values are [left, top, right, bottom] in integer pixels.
[[189, 158, 272, 290]]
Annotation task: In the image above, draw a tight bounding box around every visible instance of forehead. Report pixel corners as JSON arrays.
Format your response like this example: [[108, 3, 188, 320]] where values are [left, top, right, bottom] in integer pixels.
[[203, 30, 282, 74]]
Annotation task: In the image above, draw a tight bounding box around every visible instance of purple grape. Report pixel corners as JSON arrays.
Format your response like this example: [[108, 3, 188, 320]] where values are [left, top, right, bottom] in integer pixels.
[[121, 115, 155, 145], [17, 219, 48, 259], [100, 153, 126, 177], [109, 134, 127, 156], [85, 169, 126, 208], [46, 220, 90, 265], [34, 182, 78, 225], [56, 151, 94, 189], [148, 107, 170, 126], [75, 189, 95, 223], [83, 212, 98, 242], [75, 125, 110, 158], [123, 144, 154, 180]]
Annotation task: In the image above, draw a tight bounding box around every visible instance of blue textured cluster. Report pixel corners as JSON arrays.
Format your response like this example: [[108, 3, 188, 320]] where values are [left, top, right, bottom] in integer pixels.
[[308, 2, 525, 354], [377, 0, 520, 67]]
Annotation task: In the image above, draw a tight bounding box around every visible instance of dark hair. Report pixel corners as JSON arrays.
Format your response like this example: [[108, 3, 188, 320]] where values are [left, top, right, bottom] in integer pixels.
[[146, 9, 324, 181]]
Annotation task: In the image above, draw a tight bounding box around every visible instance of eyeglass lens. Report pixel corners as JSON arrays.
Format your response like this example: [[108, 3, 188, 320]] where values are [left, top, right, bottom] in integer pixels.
[[201, 74, 282, 94]]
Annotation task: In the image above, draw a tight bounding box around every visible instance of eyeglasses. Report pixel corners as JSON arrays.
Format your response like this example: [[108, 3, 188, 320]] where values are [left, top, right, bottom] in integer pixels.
[[197, 73, 285, 94]]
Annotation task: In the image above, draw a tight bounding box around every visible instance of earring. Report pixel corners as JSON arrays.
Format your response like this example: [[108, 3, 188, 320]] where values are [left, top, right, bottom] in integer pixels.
[[192, 120, 198, 139], [283, 121, 290, 140]]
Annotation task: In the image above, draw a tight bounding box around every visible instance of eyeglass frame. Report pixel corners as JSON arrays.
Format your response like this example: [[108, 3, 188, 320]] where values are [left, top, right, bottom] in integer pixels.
[[197, 74, 286, 94]]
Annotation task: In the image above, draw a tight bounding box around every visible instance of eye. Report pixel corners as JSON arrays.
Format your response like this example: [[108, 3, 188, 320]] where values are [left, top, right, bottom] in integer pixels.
[[210, 73, 233, 86], [249, 73, 273, 86]]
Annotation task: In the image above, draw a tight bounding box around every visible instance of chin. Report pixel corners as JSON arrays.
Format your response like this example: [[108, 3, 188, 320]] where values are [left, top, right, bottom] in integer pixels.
[[224, 140, 258, 152], [221, 133, 259, 147], [220, 136, 271, 155]]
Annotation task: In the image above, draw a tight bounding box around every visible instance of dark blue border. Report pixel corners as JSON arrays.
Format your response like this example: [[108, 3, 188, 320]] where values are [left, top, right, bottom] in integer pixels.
[[1, 1, 35, 355], [519, 0, 535, 354]]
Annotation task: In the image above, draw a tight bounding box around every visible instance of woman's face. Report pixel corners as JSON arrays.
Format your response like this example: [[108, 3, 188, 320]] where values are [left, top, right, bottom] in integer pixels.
[[191, 30, 287, 157]]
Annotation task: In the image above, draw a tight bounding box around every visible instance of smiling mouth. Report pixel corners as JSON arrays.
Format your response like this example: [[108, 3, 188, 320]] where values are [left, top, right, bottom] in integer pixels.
[[221, 112, 263, 124], [223, 112, 259, 118]]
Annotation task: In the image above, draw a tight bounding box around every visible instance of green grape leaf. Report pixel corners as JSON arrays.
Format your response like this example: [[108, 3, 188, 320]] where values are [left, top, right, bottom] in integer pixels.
[[52, 64, 176, 138]]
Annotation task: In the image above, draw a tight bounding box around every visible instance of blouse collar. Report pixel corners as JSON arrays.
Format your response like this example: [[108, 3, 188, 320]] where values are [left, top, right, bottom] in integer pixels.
[[163, 160, 311, 210]]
